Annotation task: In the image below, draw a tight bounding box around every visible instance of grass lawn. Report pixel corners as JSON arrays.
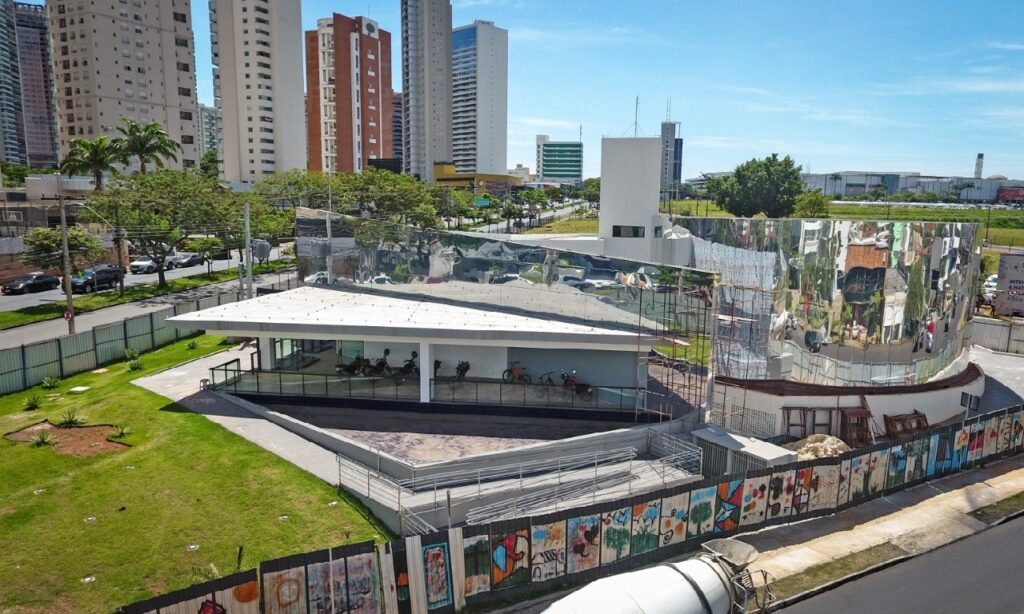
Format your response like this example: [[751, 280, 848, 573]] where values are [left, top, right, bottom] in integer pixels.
[[768, 542, 908, 601], [524, 216, 598, 235], [0, 260, 294, 332], [0, 334, 387, 613], [653, 333, 712, 366], [969, 490, 1024, 525]]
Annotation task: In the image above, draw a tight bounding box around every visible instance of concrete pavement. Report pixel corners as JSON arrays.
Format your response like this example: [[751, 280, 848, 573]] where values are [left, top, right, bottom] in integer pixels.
[[0, 267, 296, 349]]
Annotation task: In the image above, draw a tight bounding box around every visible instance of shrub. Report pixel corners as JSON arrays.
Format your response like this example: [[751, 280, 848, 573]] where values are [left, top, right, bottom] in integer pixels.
[[40, 377, 60, 390], [124, 348, 140, 361], [31, 431, 54, 448], [57, 408, 85, 428], [187, 340, 199, 350], [128, 359, 144, 371], [23, 395, 42, 411], [112, 424, 130, 439]]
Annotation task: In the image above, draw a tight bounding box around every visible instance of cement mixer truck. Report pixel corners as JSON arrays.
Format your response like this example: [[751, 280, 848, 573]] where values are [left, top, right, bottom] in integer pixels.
[[544, 539, 774, 614]]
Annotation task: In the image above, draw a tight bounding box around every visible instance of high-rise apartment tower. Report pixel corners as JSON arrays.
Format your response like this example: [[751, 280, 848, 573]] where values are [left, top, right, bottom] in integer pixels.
[[46, 0, 199, 170], [451, 20, 506, 174], [210, 0, 306, 182], [306, 13, 393, 174], [401, 0, 451, 181]]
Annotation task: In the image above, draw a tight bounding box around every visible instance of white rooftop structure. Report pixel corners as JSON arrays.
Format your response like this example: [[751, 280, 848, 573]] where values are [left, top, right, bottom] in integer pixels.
[[169, 285, 650, 351]]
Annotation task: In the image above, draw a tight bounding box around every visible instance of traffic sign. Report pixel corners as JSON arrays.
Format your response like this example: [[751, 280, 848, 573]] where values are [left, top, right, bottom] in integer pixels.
[[64, 311, 73, 321]]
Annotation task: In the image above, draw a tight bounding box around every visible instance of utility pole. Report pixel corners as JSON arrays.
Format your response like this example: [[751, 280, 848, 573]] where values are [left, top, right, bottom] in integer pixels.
[[325, 208, 333, 284], [243, 200, 254, 299], [56, 174, 76, 335], [114, 202, 124, 296]]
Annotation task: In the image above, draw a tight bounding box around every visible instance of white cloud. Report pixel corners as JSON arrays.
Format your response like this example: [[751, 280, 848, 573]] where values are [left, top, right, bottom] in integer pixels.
[[721, 84, 907, 127], [883, 77, 1024, 95], [986, 41, 1024, 51]]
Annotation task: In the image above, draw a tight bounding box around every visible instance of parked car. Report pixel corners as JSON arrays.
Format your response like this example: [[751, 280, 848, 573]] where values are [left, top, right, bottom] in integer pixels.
[[805, 329, 825, 353], [95, 262, 127, 276], [2, 272, 60, 295], [130, 255, 174, 274], [71, 267, 123, 293], [491, 273, 523, 285], [171, 253, 205, 268]]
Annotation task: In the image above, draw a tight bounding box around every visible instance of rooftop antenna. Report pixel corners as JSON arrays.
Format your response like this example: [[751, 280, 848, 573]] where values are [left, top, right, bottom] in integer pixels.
[[634, 96, 639, 138], [666, 98, 672, 122], [579, 123, 582, 143]]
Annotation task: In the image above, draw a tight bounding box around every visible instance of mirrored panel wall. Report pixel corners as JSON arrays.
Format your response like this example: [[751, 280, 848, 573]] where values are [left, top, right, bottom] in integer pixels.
[[294, 208, 718, 414], [662, 217, 981, 387]]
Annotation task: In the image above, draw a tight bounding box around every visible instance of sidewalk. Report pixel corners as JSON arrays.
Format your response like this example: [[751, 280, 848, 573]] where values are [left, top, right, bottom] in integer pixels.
[[744, 453, 1024, 580], [0, 268, 295, 349]]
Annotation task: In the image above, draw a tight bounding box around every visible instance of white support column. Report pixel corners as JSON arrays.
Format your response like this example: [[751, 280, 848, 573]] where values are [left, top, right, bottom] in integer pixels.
[[258, 337, 274, 371], [419, 342, 432, 403]]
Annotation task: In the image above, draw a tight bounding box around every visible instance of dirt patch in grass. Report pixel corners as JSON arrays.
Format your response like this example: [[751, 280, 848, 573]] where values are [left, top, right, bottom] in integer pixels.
[[970, 490, 1024, 524], [769, 542, 908, 601], [4, 420, 128, 456]]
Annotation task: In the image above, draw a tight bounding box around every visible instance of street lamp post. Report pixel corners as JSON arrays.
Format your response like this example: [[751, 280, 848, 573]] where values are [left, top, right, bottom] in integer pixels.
[[55, 173, 76, 335]]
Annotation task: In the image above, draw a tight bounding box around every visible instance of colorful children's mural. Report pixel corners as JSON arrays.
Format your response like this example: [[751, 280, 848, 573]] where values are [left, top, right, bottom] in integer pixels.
[[531, 522, 567, 581]]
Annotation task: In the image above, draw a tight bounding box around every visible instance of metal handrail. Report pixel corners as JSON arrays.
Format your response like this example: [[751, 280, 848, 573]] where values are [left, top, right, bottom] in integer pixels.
[[429, 377, 645, 411], [398, 446, 637, 492]]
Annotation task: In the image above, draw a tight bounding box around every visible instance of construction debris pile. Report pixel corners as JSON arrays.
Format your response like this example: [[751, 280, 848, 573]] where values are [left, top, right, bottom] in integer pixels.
[[783, 434, 851, 460]]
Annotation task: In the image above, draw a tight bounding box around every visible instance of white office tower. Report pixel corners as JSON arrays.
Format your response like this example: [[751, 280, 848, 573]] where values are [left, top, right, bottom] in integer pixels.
[[401, 0, 452, 181], [46, 0, 199, 169], [210, 0, 306, 182], [451, 20, 507, 174]]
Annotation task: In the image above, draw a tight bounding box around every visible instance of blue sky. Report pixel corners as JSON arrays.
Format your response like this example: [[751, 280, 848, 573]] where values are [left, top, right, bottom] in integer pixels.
[[189, 0, 1024, 179]]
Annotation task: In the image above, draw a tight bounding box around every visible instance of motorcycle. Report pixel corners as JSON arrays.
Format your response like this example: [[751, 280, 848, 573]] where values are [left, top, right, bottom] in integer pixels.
[[362, 348, 393, 377], [447, 360, 471, 387], [560, 369, 593, 401], [336, 355, 368, 376], [393, 351, 420, 385]]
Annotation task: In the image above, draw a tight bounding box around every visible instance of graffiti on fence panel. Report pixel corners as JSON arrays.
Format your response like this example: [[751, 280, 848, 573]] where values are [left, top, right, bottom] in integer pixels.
[[739, 476, 769, 527], [968, 422, 985, 463], [714, 479, 744, 533], [1013, 413, 1024, 450], [687, 486, 717, 538], [885, 445, 906, 490], [463, 534, 490, 597], [983, 418, 1000, 458], [927, 432, 953, 478], [216, 577, 260, 613], [868, 449, 888, 495], [330, 558, 348, 613], [263, 568, 306, 614], [792, 468, 813, 514], [306, 561, 332, 614], [531, 521, 567, 581], [953, 426, 970, 468], [491, 529, 530, 590], [600, 507, 632, 564], [809, 465, 839, 512], [997, 415, 1012, 454], [904, 437, 929, 483], [567, 515, 601, 573], [391, 543, 411, 614], [347, 552, 382, 613], [631, 499, 661, 555], [423, 543, 453, 610], [849, 454, 868, 502], [767, 470, 795, 519], [837, 459, 851, 506], [659, 492, 690, 546]]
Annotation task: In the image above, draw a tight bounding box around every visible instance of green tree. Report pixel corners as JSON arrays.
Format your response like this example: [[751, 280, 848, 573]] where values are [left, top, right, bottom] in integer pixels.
[[0, 162, 31, 187], [115, 119, 182, 173], [199, 149, 220, 178], [793, 190, 831, 218], [544, 186, 564, 204], [20, 226, 104, 274], [710, 154, 803, 218], [185, 236, 224, 275], [59, 136, 122, 190], [581, 177, 600, 203], [87, 171, 225, 287]]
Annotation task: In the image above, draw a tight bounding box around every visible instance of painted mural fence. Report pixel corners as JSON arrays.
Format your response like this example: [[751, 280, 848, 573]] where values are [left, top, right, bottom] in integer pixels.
[[118, 404, 1024, 614]]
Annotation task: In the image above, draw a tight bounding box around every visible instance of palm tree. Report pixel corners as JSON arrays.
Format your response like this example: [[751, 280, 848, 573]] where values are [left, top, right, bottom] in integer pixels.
[[829, 172, 842, 197], [58, 136, 121, 191], [115, 118, 181, 173]]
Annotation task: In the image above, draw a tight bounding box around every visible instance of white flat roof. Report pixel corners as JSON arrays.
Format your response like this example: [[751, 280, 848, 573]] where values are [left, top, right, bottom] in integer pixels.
[[169, 286, 652, 350], [693, 426, 797, 464]]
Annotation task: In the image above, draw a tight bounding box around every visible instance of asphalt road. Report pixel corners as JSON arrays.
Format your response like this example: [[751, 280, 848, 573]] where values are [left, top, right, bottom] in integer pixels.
[[779, 516, 1023, 614], [0, 248, 280, 312]]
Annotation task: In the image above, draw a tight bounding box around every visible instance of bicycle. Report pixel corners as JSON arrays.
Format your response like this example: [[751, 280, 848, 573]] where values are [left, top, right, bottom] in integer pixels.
[[502, 361, 532, 384], [535, 371, 556, 399]]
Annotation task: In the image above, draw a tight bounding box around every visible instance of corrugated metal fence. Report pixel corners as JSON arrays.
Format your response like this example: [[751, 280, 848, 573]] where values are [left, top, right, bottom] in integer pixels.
[[0, 277, 302, 395], [972, 317, 1024, 355]]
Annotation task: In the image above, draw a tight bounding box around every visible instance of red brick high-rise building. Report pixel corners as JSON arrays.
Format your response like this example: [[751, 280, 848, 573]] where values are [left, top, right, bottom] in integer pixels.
[[305, 14, 393, 174]]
